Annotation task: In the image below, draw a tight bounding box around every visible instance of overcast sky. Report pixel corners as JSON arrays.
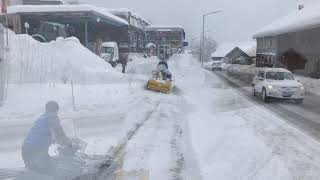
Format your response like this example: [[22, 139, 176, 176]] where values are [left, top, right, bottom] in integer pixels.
[[81, 0, 314, 43]]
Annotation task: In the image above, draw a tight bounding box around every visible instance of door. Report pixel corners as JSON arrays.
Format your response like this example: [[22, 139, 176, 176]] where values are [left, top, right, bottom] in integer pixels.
[[158, 45, 170, 60]]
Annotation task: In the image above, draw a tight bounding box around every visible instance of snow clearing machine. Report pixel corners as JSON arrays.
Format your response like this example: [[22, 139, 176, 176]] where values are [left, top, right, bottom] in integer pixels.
[[147, 61, 173, 94]]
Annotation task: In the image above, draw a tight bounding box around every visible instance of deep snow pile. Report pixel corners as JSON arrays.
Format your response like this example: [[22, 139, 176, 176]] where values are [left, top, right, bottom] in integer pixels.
[[7, 31, 121, 84]]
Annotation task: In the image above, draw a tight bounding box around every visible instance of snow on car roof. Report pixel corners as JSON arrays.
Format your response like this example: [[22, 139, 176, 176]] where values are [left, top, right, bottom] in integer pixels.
[[102, 42, 117, 47], [6, 5, 128, 26], [211, 41, 256, 58], [253, 3, 320, 38], [107, 8, 151, 25], [261, 68, 291, 73], [145, 25, 184, 31]]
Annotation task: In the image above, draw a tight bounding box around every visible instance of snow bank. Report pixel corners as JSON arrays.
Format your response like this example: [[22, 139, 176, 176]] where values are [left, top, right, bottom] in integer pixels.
[[126, 56, 159, 76], [295, 75, 320, 96], [8, 30, 121, 84]]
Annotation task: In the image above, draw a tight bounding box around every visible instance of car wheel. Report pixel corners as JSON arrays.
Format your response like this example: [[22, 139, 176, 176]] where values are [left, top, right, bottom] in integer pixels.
[[295, 99, 304, 104], [262, 88, 269, 103], [252, 85, 257, 96]]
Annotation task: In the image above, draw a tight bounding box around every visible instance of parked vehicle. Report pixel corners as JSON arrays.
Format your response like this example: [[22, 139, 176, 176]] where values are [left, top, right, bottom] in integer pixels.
[[252, 68, 305, 103], [32, 22, 68, 42], [101, 42, 119, 67], [212, 60, 223, 71]]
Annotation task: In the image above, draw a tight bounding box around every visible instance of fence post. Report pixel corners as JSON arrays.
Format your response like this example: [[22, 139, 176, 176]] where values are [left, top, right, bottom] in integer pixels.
[[71, 80, 76, 111], [0, 25, 5, 106]]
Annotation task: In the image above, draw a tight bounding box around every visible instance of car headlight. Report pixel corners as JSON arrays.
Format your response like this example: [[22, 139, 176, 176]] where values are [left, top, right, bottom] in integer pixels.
[[300, 86, 305, 90], [267, 85, 273, 89]]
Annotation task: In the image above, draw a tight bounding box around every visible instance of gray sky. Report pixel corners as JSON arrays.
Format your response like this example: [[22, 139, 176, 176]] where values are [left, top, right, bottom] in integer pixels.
[[81, 0, 312, 43]]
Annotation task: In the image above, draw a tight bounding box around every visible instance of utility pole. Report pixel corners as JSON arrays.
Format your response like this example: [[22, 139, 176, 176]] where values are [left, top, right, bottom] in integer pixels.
[[200, 10, 222, 68], [0, 0, 8, 106], [0, 24, 4, 106]]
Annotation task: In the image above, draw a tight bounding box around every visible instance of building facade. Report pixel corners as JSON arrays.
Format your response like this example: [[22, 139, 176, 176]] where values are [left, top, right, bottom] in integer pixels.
[[146, 25, 185, 59], [254, 5, 320, 78], [108, 9, 151, 53], [225, 47, 254, 65]]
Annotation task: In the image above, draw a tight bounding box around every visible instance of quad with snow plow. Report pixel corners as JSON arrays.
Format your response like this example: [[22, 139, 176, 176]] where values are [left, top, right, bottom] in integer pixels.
[[147, 70, 173, 94]]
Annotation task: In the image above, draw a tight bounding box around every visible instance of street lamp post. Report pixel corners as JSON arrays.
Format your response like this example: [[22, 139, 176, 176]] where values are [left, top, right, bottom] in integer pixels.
[[200, 10, 222, 68]]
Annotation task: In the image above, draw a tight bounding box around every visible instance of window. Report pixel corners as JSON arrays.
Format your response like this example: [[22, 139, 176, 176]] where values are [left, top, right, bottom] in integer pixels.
[[258, 71, 265, 78], [266, 72, 295, 80]]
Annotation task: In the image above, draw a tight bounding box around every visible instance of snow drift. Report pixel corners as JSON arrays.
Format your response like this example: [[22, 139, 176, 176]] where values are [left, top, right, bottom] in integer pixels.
[[7, 30, 121, 84]]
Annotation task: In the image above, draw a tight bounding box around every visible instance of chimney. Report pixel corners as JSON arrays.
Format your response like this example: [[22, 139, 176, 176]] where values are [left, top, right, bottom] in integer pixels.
[[299, 4, 304, 10]]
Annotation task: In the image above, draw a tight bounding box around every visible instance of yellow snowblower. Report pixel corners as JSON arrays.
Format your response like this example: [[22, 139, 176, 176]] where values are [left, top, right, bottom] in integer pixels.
[[147, 71, 173, 94]]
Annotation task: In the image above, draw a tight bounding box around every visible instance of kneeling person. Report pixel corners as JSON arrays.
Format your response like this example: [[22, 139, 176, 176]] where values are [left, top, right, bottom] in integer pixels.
[[22, 101, 72, 176]]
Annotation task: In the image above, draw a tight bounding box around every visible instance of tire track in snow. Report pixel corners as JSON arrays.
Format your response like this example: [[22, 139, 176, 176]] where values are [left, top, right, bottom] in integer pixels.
[[73, 101, 161, 180], [170, 120, 185, 180]]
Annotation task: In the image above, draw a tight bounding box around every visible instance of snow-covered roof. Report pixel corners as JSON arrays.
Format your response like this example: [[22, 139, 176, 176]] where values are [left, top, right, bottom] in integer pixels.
[[253, 4, 320, 38], [262, 68, 291, 73], [6, 5, 128, 26], [107, 8, 151, 25], [211, 41, 256, 58], [145, 43, 156, 49], [146, 25, 184, 31]]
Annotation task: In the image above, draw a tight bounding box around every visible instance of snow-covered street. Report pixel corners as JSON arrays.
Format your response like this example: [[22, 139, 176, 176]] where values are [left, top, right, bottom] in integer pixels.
[[2, 54, 320, 179]]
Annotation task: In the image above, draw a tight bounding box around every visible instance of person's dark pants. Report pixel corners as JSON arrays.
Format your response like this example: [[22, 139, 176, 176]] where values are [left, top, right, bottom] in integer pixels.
[[122, 64, 126, 73], [22, 145, 56, 176]]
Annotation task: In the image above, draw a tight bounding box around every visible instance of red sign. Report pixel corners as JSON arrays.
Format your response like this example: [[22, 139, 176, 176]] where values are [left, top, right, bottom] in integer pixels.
[[1, 0, 7, 14]]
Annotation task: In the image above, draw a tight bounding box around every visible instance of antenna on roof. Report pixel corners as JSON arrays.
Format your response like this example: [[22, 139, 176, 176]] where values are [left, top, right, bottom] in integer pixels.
[[298, 4, 304, 10]]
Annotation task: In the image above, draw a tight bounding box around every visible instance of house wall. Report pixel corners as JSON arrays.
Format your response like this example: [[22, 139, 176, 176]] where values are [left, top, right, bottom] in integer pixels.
[[277, 27, 320, 75], [146, 29, 185, 55], [111, 13, 149, 53], [256, 36, 277, 67], [257, 27, 320, 76], [226, 47, 252, 64]]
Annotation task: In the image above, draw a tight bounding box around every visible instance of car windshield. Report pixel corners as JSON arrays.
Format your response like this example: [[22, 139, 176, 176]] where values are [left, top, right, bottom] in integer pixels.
[[266, 72, 295, 80], [101, 47, 114, 54]]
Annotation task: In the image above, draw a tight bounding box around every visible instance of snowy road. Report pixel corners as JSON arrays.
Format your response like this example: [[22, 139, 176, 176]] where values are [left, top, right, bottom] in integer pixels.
[[2, 54, 320, 179], [213, 70, 320, 141]]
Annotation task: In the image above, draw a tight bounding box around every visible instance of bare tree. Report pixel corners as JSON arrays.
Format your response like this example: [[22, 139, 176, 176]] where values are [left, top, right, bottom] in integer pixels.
[[192, 36, 217, 62]]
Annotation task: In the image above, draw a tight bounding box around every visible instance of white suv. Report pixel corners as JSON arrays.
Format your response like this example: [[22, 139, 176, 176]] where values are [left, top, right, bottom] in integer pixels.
[[252, 68, 305, 103]]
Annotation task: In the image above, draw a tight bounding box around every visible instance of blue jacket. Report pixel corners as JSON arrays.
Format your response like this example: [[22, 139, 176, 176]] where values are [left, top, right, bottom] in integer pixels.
[[23, 113, 67, 149]]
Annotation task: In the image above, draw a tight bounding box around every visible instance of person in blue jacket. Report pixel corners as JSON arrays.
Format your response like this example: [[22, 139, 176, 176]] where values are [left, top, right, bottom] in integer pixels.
[[22, 101, 72, 176]]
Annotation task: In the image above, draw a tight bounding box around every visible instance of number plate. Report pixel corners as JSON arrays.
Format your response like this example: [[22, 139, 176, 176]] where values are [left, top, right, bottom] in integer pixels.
[[283, 91, 294, 97]]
